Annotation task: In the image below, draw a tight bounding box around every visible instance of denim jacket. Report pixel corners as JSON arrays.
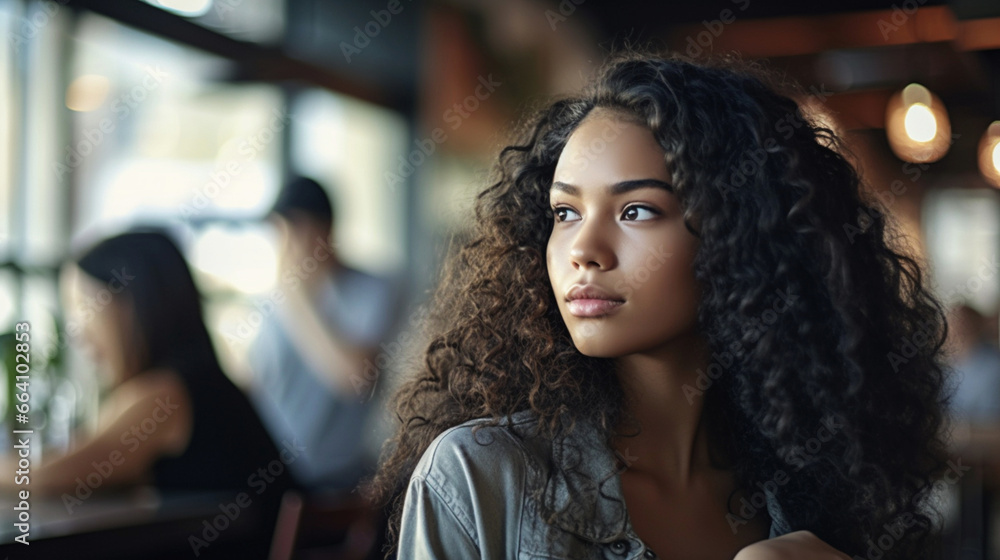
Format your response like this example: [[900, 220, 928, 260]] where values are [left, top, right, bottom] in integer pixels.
[[398, 409, 793, 559]]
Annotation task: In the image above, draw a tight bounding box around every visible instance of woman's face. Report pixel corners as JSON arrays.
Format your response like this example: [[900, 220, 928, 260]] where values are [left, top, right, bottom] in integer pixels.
[[546, 109, 702, 357], [60, 264, 135, 386]]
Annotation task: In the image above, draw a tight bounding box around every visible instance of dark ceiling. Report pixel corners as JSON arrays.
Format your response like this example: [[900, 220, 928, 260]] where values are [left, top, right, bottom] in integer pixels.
[[575, 1, 1000, 114], [555, 0, 1000, 177], [582, 0, 952, 28]]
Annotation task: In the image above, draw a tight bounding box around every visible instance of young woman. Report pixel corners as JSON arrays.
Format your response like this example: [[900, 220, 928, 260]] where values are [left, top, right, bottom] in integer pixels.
[[366, 52, 953, 559]]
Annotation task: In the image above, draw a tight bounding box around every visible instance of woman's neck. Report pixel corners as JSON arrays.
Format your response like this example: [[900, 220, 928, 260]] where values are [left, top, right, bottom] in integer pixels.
[[611, 332, 722, 490]]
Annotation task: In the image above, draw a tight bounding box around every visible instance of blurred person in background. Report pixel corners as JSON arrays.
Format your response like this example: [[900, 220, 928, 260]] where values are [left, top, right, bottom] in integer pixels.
[[938, 303, 1000, 560], [247, 176, 399, 493], [2, 230, 294, 551], [946, 303, 1000, 424]]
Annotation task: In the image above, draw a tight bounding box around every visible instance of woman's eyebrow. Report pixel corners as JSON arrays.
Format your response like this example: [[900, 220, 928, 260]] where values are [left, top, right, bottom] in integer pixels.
[[550, 179, 673, 195]]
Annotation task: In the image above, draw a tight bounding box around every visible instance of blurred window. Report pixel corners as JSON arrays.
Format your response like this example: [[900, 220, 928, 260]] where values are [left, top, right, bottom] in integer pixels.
[[923, 187, 1000, 313]]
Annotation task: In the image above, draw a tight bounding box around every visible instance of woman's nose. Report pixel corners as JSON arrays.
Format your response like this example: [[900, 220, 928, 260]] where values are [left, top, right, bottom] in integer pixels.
[[568, 216, 616, 271]]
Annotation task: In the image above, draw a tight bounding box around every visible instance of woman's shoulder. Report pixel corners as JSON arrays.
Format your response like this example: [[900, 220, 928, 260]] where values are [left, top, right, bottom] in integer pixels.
[[400, 410, 637, 558], [99, 368, 190, 422], [85, 367, 193, 467], [400, 410, 549, 556], [412, 409, 545, 483], [119, 366, 189, 394]]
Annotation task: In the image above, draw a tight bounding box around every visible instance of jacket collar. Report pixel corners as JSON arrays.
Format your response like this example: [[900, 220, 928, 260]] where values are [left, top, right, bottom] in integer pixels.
[[517, 410, 792, 543], [538, 412, 631, 543]]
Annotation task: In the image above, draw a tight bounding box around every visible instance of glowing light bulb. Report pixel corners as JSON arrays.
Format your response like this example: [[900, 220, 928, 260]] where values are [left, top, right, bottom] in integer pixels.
[[885, 83, 951, 163], [978, 121, 1000, 188], [903, 103, 936, 143]]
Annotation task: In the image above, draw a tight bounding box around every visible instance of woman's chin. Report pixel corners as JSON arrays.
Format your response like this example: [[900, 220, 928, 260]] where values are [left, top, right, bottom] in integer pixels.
[[571, 338, 623, 358]]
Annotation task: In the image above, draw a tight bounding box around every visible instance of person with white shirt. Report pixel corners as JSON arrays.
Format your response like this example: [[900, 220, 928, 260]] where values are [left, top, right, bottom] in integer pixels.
[[247, 176, 399, 491]]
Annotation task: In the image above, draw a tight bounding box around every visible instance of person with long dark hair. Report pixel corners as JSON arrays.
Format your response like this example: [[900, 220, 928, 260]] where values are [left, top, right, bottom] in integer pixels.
[[365, 52, 953, 559], [17, 230, 295, 507]]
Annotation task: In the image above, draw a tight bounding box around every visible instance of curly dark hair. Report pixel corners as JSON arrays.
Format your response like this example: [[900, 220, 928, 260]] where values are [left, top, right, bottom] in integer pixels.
[[363, 50, 954, 559]]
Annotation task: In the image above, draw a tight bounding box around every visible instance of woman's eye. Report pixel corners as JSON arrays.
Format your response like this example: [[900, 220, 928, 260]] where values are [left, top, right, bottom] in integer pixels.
[[553, 206, 581, 222], [553, 205, 659, 222], [622, 205, 659, 221]]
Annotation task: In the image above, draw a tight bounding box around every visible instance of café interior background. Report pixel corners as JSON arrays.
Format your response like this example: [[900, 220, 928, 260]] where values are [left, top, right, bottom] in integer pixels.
[[2, 0, 1000, 558]]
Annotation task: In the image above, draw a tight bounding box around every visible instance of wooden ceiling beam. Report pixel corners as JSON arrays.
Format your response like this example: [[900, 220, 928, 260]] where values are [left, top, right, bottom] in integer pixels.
[[668, 6, 1000, 58]]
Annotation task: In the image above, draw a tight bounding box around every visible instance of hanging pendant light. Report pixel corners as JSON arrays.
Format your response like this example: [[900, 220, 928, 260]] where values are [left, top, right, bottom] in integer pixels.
[[885, 83, 952, 163], [979, 121, 1000, 188]]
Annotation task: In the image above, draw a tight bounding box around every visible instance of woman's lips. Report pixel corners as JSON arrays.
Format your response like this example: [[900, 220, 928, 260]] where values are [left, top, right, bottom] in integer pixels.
[[567, 298, 625, 317]]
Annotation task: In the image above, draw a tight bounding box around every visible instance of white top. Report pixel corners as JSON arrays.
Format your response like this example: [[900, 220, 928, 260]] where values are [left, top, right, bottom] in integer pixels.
[[247, 265, 398, 489]]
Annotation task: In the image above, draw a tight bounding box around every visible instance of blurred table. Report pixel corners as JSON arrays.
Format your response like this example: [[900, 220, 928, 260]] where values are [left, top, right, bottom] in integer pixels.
[[0, 488, 269, 559]]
